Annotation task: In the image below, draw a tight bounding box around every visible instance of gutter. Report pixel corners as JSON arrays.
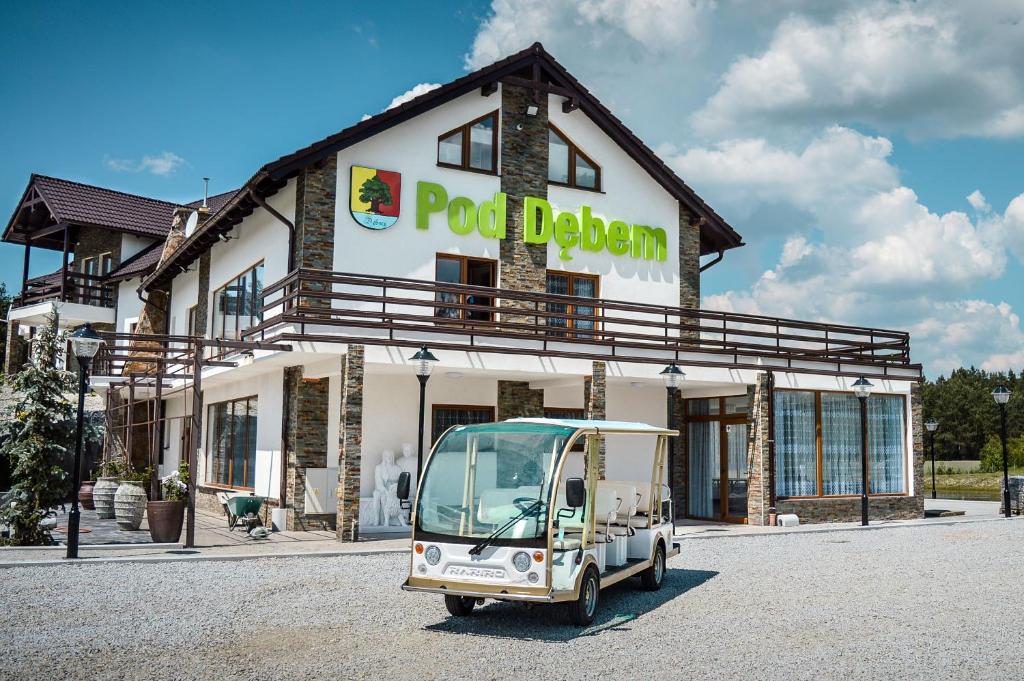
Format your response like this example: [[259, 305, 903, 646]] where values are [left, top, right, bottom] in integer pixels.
[[700, 250, 725, 272], [248, 188, 296, 271]]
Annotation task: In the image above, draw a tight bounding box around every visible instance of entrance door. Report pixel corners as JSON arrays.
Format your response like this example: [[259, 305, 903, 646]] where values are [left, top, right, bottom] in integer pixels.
[[687, 417, 748, 522]]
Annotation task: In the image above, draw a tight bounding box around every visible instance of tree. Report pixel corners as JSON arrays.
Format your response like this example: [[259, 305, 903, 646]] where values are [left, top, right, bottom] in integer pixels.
[[0, 312, 75, 545], [358, 175, 392, 213]]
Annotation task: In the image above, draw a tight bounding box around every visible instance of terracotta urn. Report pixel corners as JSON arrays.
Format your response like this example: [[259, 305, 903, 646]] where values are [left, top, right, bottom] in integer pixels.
[[92, 477, 119, 519], [78, 481, 96, 510], [147, 501, 185, 543], [114, 481, 148, 531]]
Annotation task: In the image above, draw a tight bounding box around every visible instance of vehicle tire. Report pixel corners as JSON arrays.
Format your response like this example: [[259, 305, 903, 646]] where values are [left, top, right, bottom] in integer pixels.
[[567, 566, 600, 626], [444, 595, 476, 616], [640, 543, 666, 591]]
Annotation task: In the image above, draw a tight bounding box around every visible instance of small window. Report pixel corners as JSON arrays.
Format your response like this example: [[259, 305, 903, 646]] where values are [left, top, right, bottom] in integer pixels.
[[187, 305, 199, 337], [437, 111, 498, 174], [80, 257, 95, 276], [432, 405, 495, 445], [212, 262, 264, 340], [435, 254, 496, 323], [546, 271, 599, 337], [548, 124, 601, 191], [99, 253, 113, 276]]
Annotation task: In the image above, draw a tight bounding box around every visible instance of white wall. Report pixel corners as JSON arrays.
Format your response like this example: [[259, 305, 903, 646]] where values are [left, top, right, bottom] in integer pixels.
[[115, 279, 144, 334], [168, 266, 199, 337], [120, 234, 157, 262], [604, 381, 666, 483]]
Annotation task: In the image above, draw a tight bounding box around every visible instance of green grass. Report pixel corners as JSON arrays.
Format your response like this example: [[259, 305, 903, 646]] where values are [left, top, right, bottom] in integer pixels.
[[925, 466, 1024, 496], [924, 460, 981, 475]]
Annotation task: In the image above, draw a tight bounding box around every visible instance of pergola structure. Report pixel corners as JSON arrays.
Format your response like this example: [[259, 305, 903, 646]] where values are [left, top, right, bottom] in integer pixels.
[[92, 332, 291, 547]]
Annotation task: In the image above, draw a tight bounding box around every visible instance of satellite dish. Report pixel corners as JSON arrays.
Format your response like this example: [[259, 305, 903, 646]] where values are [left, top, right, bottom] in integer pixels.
[[184, 210, 199, 238]]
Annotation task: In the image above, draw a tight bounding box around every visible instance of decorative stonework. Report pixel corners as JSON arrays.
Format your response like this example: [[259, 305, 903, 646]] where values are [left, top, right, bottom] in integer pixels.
[[195, 251, 210, 336], [679, 205, 701, 340], [283, 366, 331, 530], [294, 154, 338, 309], [3, 320, 27, 374], [745, 376, 770, 525], [497, 380, 544, 421], [337, 345, 365, 542], [499, 85, 549, 319], [670, 388, 684, 517], [585, 362, 607, 478]]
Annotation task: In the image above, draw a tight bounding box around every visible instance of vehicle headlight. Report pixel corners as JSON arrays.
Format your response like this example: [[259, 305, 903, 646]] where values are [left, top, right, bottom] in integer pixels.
[[512, 551, 531, 572], [424, 545, 441, 565]]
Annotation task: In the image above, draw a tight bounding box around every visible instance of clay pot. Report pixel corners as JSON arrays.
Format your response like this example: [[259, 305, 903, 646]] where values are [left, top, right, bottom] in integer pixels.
[[147, 501, 185, 543], [92, 477, 120, 519], [78, 481, 96, 510], [114, 481, 148, 531]]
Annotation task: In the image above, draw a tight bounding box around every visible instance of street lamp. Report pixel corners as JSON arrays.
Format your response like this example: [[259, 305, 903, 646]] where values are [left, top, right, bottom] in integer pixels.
[[925, 419, 939, 500], [852, 376, 873, 526], [992, 386, 1012, 518], [66, 323, 104, 560], [660, 363, 685, 515], [410, 346, 439, 481]]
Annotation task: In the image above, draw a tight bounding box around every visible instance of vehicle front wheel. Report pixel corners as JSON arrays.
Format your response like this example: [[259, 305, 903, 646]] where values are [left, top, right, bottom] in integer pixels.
[[444, 595, 476, 616], [566, 566, 600, 626], [640, 543, 665, 591]]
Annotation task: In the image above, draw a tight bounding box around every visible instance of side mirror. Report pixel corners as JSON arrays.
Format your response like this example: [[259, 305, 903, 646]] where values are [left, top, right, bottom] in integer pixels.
[[565, 477, 586, 508], [397, 472, 411, 501]]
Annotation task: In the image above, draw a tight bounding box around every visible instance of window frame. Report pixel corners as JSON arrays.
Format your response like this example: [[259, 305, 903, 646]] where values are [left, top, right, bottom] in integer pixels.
[[186, 304, 199, 337], [431, 404, 496, 445], [545, 269, 600, 336], [98, 252, 113, 276], [205, 395, 258, 491], [434, 253, 498, 323], [436, 110, 499, 175], [772, 388, 909, 499], [211, 261, 264, 340], [547, 123, 602, 192]]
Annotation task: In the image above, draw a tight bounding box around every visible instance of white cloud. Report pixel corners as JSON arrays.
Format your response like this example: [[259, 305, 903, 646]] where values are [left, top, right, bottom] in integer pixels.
[[967, 190, 991, 213], [361, 83, 442, 122], [104, 151, 185, 177], [693, 1, 1024, 139]]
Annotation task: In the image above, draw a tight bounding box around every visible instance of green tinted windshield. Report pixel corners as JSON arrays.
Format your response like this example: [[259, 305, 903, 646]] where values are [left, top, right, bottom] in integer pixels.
[[415, 423, 576, 541]]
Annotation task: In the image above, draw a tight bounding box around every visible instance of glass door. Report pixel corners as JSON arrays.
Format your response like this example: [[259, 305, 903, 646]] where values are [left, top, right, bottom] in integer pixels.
[[724, 423, 748, 521], [686, 397, 750, 523]]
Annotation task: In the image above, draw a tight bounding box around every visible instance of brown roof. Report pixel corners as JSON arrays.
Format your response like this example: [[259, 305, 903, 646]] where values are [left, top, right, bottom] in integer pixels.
[[104, 241, 164, 283], [186, 189, 241, 215], [144, 43, 744, 288]]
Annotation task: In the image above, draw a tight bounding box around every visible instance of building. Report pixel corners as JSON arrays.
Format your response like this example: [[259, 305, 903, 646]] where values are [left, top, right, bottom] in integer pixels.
[[2, 44, 924, 539]]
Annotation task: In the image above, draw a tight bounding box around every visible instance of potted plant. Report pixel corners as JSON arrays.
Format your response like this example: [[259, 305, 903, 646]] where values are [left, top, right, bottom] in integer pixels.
[[92, 459, 124, 519], [78, 478, 96, 511], [114, 464, 151, 532], [147, 459, 189, 543]]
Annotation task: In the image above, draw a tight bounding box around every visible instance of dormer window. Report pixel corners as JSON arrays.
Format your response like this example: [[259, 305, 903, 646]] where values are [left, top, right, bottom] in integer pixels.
[[437, 111, 498, 174], [548, 125, 600, 191]]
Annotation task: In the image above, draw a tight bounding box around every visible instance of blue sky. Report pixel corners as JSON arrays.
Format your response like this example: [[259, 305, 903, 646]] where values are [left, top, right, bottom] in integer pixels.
[[1, 1, 1022, 376]]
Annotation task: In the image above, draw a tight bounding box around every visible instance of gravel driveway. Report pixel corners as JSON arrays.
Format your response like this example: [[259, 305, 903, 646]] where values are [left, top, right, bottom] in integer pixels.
[[4, 519, 1022, 680]]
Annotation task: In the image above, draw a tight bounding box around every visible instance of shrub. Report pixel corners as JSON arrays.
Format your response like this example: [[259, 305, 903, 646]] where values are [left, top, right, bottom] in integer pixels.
[[979, 435, 1024, 473]]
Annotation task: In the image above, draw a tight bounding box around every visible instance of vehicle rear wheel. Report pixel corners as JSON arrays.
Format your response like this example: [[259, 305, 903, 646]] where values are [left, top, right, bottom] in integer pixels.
[[640, 543, 665, 591], [566, 566, 600, 626], [444, 595, 476, 616]]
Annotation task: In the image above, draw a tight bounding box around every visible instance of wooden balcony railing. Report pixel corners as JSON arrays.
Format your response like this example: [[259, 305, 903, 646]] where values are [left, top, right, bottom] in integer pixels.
[[17, 270, 115, 309], [244, 268, 921, 379]]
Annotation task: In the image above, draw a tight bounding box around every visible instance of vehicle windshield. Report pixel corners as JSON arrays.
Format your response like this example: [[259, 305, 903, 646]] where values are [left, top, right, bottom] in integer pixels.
[[415, 422, 576, 542]]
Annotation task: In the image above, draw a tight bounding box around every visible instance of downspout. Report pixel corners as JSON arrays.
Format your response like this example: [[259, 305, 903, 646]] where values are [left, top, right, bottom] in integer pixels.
[[248, 188, 296, 272], [700, 250, 725, 273]]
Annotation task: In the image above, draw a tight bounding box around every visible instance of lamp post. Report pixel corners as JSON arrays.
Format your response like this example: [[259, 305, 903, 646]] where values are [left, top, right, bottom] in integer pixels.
[[852, 376, 873, 526], [410, 346, 439, 481], [66, 323, 104, 560], [925, 419, 939, 500], [660, 363, 685, 512], [992, 386, 1012, 518]]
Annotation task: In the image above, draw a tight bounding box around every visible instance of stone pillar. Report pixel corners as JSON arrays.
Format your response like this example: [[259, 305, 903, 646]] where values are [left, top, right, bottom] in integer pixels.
[[909, 381, 925, 518], [585, 362, 607, 478], [337, 345, 364, 542], [3, 320, 28, 375], [294, 154, 338, 316], [195, 252, 211, 336], [497, 380, 544, 420], [283, 366, 330, 530], [746, 374, 771, 525], [499, 84, 549, 321], [679, 205, 701, 340], [670, 389, 685, 517]]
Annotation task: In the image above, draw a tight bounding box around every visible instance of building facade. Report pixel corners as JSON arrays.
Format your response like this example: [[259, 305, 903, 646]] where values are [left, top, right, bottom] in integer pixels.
[[3, 44, 924, 537]]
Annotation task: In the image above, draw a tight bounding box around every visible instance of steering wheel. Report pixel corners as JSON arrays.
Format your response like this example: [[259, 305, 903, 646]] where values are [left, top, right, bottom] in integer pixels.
[[513, 496, 543, 513]]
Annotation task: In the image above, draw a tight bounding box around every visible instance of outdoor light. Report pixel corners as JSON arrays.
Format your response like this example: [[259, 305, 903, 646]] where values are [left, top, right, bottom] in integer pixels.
[[409, 346, 440, 481], [525, 104, 539, 116], [411, 345, 439, 377], [926, 419, 940, 500], [993, 386, 1012, 517], [66, 324, 105, 561], [660, 363, 685, 390], [925, 419, 939, 432], [852, 376, 873, 399]]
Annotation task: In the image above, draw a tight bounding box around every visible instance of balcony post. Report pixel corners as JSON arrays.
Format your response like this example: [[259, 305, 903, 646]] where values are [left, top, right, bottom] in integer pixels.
[[60, 225, 70, 302], [21, 233, 31, 301]]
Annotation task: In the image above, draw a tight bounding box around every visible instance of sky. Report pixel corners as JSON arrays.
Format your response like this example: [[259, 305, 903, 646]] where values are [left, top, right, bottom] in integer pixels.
[[1, 0, 1022, 377]]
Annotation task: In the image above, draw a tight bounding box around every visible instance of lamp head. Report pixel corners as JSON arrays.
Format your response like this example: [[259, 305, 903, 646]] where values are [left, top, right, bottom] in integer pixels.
[[660, 363, 685, 391], [992, 386, 1011, 406], [925, 419, 939, 433], [851, 376, 873, 399], [409, 345, 439, 377], [69, 323, 104, 361]]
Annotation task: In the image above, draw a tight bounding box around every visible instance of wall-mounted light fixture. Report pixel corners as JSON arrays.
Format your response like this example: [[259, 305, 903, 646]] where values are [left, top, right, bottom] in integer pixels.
[[525, 104, 539, 117]]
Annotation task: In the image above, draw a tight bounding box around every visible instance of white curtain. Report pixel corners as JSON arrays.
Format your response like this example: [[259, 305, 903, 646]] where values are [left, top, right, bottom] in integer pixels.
[[774, 391, 817, 497], [822, 393, 862, 495], [687, 422, 717, 517], [869, 396, 906, 493]]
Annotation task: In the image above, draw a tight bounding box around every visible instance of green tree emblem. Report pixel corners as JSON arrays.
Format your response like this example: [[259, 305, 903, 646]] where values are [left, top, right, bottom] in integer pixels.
[[359, 174, 393, 214]]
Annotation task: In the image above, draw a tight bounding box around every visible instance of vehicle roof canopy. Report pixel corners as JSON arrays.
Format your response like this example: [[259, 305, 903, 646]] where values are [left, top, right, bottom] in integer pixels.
[[505, 418, 678, 436]]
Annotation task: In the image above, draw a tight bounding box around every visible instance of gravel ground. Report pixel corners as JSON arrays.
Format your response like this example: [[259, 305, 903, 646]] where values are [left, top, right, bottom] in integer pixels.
[[3, 519, 1022, 681]]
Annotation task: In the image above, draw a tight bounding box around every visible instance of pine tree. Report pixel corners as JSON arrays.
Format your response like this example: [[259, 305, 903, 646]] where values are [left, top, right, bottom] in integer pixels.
[[0, 312, 75, 545]]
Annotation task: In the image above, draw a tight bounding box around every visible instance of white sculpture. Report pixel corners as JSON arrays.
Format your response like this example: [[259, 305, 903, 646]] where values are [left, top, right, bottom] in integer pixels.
[[397, 442, 417, 497], [372, 449, 407, 527]]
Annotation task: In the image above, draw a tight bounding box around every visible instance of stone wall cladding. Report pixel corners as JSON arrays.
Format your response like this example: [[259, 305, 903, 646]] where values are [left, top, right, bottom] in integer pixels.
[[497, 380, 544, 421], [3, 321, 27, 374], [282, 366, 330, 530], [585, 362, 607, 478], [745, 377, 770, 525], [671, 389, 685, 519], [195, 251, 210, 336], [500, 85, 549, 319], [294, 155, 338, 308], [337, 346, 365, 541], [678, 205, 701, 340]]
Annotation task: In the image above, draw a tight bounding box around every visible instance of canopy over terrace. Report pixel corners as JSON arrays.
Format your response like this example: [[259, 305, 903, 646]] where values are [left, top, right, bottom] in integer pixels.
[[90, 332, 291, 547]]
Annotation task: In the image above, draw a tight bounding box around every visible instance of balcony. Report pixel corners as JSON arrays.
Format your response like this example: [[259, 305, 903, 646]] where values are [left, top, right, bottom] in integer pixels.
[[245, 268, 922, 381], [9, 269, 116, 327]]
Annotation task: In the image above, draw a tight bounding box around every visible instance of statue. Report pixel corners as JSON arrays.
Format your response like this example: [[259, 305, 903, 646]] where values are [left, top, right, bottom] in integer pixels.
[[397, 442, 418, 497], [372, 449, 407, 527]]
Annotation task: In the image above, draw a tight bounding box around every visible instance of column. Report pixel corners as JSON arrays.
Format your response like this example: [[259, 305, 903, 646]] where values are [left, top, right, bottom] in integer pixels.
[[337, 345, 364, 542], [585, 362, 607, 478]]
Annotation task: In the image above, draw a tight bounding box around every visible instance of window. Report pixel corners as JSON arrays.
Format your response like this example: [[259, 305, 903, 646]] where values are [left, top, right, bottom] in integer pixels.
[[548, 125, 601, 191], [437, 111, 498, 174], [431, 405, 495, 445], [545, 271, 598, 337], [187, 305, 199, 337], [99, 252, 113, 276], [79, 257, 95, 276], [435, 254, 496, 322], [212, 262, 264, 340], [774, 390, 907, 498], [206, 396, 258, 489]]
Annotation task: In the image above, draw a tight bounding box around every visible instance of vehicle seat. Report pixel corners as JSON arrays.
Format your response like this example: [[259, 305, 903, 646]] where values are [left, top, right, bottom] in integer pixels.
[[598, 481, 638, 533]]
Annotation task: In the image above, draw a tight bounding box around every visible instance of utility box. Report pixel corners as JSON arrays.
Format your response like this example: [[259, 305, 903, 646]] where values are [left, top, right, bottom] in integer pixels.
[[304, 467, 338, 514]]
